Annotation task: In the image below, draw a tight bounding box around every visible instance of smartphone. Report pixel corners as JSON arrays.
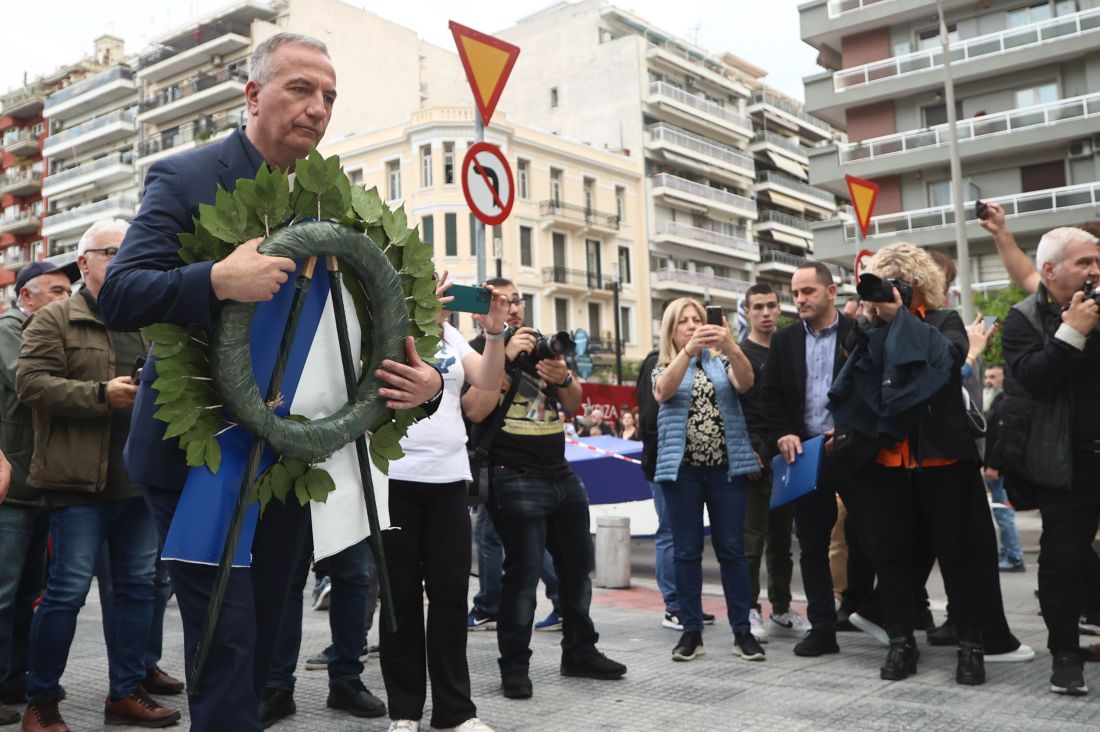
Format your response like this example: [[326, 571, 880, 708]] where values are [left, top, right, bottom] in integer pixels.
[[975, 200, 990, 221], [131, 356, 147, 382], [446, 283, 491, 314], [983, 315, 998, 334], [706, 305, 724, 326]]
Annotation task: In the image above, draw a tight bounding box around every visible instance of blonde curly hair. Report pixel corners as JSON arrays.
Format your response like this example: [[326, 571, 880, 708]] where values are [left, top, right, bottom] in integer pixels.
[[865, 243, 946, 310]]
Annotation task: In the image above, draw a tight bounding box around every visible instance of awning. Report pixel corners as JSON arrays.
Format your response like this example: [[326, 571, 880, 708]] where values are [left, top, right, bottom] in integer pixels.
[[765, 150, 808, 179], [759, 190, 806, 214], [765, 229, 812, 248]]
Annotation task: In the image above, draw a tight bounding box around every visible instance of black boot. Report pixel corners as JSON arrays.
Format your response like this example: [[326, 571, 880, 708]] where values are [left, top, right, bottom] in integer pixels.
[[956, 641, 986, 686], [880, 636, 919, 681]]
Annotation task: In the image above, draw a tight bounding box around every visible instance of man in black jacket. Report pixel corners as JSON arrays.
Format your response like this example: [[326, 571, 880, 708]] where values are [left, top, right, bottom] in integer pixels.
[[761, 262, 853, 656], [1001, 226, 1100, 696]]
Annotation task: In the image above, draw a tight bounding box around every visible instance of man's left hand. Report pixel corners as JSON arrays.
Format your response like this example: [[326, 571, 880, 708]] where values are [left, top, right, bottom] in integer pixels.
[[0, 450, 10, 505], [376, 336, 444, 409], [535, 356, 570, 387]]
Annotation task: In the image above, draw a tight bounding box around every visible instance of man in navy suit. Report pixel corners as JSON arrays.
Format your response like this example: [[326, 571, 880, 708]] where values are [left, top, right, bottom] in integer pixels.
[[99, 32, 443, 731]]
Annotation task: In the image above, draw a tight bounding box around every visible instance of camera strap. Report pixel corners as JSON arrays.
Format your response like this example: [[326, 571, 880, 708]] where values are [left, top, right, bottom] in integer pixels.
[[471, 374, 522, 464]]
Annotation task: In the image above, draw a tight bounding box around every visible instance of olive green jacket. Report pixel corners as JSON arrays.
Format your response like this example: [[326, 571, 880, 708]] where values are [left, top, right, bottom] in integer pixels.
[[0, 308, 38, 505]]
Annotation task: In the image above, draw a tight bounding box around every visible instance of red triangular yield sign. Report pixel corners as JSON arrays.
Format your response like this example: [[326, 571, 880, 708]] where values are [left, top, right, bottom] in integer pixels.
[[449, 21, 521, 127]]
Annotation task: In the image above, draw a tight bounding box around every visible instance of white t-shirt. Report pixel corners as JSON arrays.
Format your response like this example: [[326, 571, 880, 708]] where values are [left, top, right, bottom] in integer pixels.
[[388, 322, 475, 483]]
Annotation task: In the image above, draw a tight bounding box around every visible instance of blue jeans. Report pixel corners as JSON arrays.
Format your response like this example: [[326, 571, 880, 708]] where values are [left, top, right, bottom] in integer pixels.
[[488, 468, 598, 675], [96, 544, 174, 672], [27, 498, 158, 702], [662, 465, 750, 633], [648, 482, 679, 613], [987, 476, 1022, 564], [472, 506, 559, 616], [0, 504, 48, 695], [268, 511, 378, 690]]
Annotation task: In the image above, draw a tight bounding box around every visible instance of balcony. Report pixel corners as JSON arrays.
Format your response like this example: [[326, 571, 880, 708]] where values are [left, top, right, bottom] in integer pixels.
[[756, 248, 806, 275], [542, 266, 614, 291], [652, 268, 749, 298], [754, 209, 815, 248], [43, 109, 138, 158], [652, 220, 759, 261], [646, 123, 755, 184], [750, 131, 809, 162], [42, 152, 135, 199], [538, 200, 620, 232], [645, 81, 753, 143], [643, 44, 750, 98], [44, 67, 137, 122], [1, 129, 41, 157], [827, 0, 894, 17], [756, 171, 836, 213], [137, 20, 256, 82], [650, 173, 757, 219], [747, 91, 832, 142], [0, 82, 47, 119], [1, 244, 29, 271], [41, 194, 137, 239], [136, 109, 246, 166], [0, 209, 40, 236], [138, 67, 248, 125], [0, 168, 41, 197]]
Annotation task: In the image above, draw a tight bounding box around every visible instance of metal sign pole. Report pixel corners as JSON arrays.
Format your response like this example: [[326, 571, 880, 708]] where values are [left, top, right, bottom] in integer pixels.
[[474, 114, 487, 286]]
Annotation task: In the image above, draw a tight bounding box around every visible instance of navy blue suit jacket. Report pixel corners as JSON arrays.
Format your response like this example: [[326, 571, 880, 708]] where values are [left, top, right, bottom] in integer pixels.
[[100, 129, 264, 491]]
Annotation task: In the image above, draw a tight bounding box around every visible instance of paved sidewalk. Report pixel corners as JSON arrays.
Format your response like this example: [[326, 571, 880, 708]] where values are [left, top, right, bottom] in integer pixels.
[[32, 559, 1100, 731]]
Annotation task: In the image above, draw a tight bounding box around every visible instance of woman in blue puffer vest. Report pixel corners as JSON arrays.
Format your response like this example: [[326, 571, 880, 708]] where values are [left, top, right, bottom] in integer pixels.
[[652, 296, 761, 664]]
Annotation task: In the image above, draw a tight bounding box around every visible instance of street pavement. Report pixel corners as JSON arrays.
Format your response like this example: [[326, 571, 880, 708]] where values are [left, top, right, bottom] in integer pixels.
[[32, 511, 1100, 730]]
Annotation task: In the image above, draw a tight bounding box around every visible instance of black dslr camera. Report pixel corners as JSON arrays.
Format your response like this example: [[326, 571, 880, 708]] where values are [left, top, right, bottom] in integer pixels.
[[506, 328, 577, 373], [1083, 280, 1100, 305], [857, 272, 914, 310]]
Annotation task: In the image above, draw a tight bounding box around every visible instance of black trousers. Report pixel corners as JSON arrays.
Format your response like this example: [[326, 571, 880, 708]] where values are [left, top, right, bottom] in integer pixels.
[[380, 480, 476, 729], [792, 482, 838, 632], [866, 461, 989, 641]]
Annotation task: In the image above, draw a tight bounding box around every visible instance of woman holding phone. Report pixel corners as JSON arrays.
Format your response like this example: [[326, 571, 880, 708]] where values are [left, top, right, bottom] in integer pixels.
[[651, 297, 760, 663], [379, 273, 507, 732]]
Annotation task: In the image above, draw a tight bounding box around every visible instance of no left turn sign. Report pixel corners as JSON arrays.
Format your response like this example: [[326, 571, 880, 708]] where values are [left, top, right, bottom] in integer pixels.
[[462, 142, 515, 226]]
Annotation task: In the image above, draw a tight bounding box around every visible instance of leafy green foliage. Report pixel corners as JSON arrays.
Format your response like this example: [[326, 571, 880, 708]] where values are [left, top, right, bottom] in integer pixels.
[[974, 285, 1029, 366]]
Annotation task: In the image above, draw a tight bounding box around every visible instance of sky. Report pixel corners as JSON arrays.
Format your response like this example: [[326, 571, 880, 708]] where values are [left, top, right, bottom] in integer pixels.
[[0, 0, 819, 101]]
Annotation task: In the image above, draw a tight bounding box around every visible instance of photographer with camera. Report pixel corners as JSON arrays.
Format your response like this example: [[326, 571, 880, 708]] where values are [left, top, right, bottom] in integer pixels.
[[1000, 227, 1100, 696], [462, 279, 626, 700]]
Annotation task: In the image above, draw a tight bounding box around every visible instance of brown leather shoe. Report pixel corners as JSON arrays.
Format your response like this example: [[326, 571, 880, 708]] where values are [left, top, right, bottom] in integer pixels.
[[20, 700, 67, 732], [0, 703, 19, 726], [141, 667, 185, 696], [103, 689, 180, 728], [1087, 643, 1100, 663]]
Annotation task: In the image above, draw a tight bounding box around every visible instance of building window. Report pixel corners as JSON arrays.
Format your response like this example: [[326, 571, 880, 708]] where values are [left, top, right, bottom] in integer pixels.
[[550, 87, 559, 107], [916, 25, 957, 51], [386, 159, 401, 200], [555, 297, 568, 332], [520, 225, 533, 267], [523, 293, 536, 322], [1020, 160, 1066, 192], [421, 214, 434, 245], [445, 212, 457, 256], [552, 232, 566, 270], [419, 144, 432, 188], [517, 159, 529, 199], [619, 305, 633, 345], [550, 168, 562, 204], [615, 185, 625, 223], [586, 239, 602, 288], [588, 303, 602, 340], [583, 177, 595, 214], [347, 169, 363, 187], [1007, 1, 1073, 27], [923, 101, 962, 127], [617, 245, 631, 284], [1014, 82, 1058, 108], [443, 142, 455, 184]]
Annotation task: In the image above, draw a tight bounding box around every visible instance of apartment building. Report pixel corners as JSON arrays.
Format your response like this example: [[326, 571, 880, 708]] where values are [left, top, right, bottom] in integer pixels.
[[321, 107, 652, 367], [801, 0, 1100, 288]]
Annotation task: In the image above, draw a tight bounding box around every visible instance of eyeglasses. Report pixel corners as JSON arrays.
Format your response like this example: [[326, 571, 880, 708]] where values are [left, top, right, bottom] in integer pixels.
[[506, 299, 525, 308], [83, 247, 119, 258]]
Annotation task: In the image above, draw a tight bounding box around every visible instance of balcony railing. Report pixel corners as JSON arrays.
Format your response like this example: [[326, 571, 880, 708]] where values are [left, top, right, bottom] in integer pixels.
[[139, 67, 248, 113], [777, 291, 795, 304], [844, 181, 1100, 240], [44, 67, 134, 110], [1, 129, 40, 150], [542, 266, 614, 289], [45, 108, 137, 149], [758, 249, 843, 276], [137, 20, 254, 69], [827, 0, 894, 17], [840, 91, 1100, 163], [538, 200, 620, 229], [835, 8, 1100, 91], [43, 152, 134, 189], [0, 168, 40, 188], [751, 131, 808, 157], [43, 195, 137, 229], [654, 268, 749, 293], [0, 82, 46, 111], [651, 173, 757, 215], [137, 110, 246, 158], [750, 91, 831, 132], [654, 220, 757, 254], [647, 122, 755, 173], [757, 171, 835, 204], [756, 209, 813, 232], [648, 81, 752, 130]]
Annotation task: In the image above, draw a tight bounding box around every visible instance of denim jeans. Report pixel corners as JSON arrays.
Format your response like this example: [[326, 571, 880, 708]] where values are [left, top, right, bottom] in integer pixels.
[[0, 504, 47, 694], [472, 506, 559, 617], [648, 482, 679, 613], [986, 476, 1023, 564], [95, 544, 174, 672], [27, 498, 158, 702], [662, 465, 751, 633], [488, 467, 598, 675]]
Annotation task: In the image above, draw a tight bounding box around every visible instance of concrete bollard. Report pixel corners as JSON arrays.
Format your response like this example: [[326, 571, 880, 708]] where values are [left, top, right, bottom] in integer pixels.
[[595, 516, 631, 589]]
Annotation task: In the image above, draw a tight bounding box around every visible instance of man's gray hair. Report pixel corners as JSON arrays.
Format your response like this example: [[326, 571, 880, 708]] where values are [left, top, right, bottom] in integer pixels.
[[1036, 226, 1100, 271], [249, 32, 330, 85], [78, 218, 130, 256]]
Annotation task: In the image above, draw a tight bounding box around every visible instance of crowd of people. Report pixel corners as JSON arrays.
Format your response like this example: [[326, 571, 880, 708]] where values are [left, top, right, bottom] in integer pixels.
[[0, 29, 1098, 732]]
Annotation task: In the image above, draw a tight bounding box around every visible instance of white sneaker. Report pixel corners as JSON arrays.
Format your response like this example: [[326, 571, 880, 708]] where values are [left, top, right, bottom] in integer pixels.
[[849, 612, 889, 646], [768, 610, 812, 638], [431, 718, 495, 732], [390, 722, 420, 732], [985, 644, 1036, 663], [662, 612, 684, 630], [749, 608, 769, 643]]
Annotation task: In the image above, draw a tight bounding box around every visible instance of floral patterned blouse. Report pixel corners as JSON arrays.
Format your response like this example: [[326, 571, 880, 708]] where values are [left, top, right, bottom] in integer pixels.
[[653, 355, 729, 466]]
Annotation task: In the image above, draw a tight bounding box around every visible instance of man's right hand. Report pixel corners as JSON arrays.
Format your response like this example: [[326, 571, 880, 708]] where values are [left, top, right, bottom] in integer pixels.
[[505, 326, 538, 362], [210, 237, 297, 302], [978, 201, 1007, 235], [1063, 290, 1100, 336], [106, 376, 138, 409], [777, 434, 803, 464]]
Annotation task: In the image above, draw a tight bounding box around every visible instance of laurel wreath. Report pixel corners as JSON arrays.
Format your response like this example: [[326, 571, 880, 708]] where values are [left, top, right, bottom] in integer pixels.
[[139, 148, 441, 513]]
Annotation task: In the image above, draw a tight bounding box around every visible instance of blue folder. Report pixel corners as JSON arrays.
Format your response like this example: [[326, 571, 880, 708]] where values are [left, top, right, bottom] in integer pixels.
[[770, 435, 825, 510]]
